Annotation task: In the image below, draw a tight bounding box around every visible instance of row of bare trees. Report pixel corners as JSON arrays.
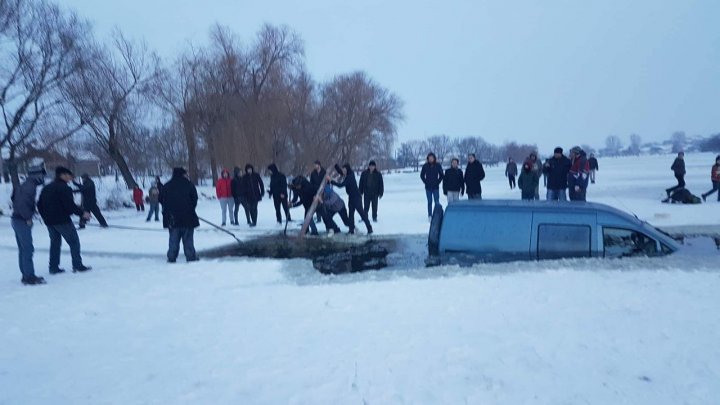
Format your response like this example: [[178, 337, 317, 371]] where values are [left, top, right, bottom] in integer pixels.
[[396, 135, 538, 170], [1, 0, 404, 189]]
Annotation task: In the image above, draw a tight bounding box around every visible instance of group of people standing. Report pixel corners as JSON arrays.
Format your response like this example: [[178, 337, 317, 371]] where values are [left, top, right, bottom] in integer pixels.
[[420, 153, 486, 220], [419, 146, 597, 220]]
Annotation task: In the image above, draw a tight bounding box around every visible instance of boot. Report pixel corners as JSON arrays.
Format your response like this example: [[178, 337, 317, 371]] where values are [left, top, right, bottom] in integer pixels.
[[22, 276, 46, 285], [73, 265, 92, 273]]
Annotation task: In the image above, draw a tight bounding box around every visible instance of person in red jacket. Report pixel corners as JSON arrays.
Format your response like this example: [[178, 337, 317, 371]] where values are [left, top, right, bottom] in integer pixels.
[[701, 155, 720, 202], [216, 168, 233, 226], [132, 185, 144, 211]]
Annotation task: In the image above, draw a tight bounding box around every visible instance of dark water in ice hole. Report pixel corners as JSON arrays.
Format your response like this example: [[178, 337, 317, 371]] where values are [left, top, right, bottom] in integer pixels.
[[203, 232, 719, 276]]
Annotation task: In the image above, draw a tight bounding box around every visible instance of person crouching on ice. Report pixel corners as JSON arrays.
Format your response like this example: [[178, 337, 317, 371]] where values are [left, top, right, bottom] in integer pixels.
[[315, 185, 351, 237]]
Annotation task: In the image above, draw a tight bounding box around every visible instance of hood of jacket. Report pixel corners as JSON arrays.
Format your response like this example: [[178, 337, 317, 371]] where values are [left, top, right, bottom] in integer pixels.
[[267, 164, 279, 175]]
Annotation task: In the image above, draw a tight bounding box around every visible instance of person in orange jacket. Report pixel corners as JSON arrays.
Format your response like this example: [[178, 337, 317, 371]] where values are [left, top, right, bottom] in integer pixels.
[[132, 185, 144, 211], [701, 155, 720, 202], [216, 168, 233, 226]]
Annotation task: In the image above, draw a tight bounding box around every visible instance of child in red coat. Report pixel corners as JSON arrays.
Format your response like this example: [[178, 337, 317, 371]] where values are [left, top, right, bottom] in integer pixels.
[[132, 185, 145, 211]]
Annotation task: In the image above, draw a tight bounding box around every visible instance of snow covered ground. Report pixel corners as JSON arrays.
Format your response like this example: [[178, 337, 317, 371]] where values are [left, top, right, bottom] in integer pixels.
[[1, 153, 719, 404]]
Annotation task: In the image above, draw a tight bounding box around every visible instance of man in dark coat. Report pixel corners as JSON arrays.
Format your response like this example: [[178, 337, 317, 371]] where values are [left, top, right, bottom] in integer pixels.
[[666, 152, 686, 197], [73, 173, 108, 229], [505, 158, 518, 190], [310, 160, 326, 223], [290, 176, 319, 235], [420, 152, 444, 220], [330, 163, 373, 234], [241, 164, 264, 227], [37, 166, 92, 274], [231, 166, 250, 226], [358, 160, 384, 222], [268, 163, 291, 224], [543, 147, 571, 201], [568, 146, 590, 201], [464, 153, 485, 199], [588, 153, 599, 184], [159, 167, 199, 262], [11, 166, 47, 285], [443, 158, 464, 203]]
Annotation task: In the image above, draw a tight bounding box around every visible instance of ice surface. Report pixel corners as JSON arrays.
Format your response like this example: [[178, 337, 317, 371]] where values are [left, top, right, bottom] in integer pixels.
[[1, 153, 719, 404]]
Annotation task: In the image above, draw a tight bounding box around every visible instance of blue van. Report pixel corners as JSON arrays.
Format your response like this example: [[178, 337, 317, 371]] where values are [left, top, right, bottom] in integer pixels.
[[428, 200, 680, 263]]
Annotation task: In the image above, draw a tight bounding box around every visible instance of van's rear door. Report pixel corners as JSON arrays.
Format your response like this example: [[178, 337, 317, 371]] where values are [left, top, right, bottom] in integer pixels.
[[531, 212, 597, 260]]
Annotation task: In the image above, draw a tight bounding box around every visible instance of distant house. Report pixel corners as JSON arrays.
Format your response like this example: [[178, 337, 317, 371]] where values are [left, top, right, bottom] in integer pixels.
[[22, 146, 101, 177]]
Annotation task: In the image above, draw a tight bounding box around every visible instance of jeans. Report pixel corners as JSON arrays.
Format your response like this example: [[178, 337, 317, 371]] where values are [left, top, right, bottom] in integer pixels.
[[702, 182, 720, 201], [467, 193, 481, 200], [146, 202, 160, 221], [47, 223, 83, 271], [508, 175, 516, 189], [590, 170, 596, 183], [363, 195, 379, 221], [446, 191, 460, 204], [234, 198, 251, 225], [12, 218, 36, 279], [80, 204, 108, 227], [168, 227, 197, 261], [348, 194, 372, 233], [247, 201, 259, 226], [219, 197, 232, 224], [303, 205, 318, 234], [425, 189, 441, 217], [569, 187, 587, 202], [273, 195, 291, 223], [322, 207, 351, 232], [135, 202, 145, 211], [666, 174, 686, 195], [547, 189, 567, 201]]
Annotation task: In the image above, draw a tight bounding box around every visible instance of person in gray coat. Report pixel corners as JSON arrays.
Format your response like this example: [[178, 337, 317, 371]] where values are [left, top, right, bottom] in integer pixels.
[[11, 166, 47, 285]]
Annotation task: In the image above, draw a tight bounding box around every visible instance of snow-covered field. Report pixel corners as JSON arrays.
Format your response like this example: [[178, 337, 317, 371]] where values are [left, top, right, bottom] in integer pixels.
[[1, 153, 719, 404]]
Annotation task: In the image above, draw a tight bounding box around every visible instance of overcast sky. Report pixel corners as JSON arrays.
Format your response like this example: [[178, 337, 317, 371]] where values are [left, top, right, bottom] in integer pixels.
[[58, 0, 720, 153]]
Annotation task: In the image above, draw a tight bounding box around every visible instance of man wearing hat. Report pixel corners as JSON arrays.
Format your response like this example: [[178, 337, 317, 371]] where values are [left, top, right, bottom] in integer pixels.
[[10, 165, 47, 285], [358, 160, 384, 222], [37, 166, 92, 274], [568, 146, 591, 201], [73, 173, 108, 229], [159, 167, 199, 262], [666, 152, 686, 197], [543, 147, 572, 201]]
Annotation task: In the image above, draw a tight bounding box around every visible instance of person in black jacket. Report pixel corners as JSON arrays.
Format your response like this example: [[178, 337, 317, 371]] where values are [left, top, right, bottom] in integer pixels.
[[159, 167, 199, 262], [310, 160, 326, 223], [666, 152, 686, 197], [73, 173, 108, 229], [543, 147, 571, 201], [358, 160, 384, 222], [443, 158, 464, 204], [37, 166, 92, 274], [420, 152, 443, 220], [241, 164, 264, 227], [290, 176, 319, 235], [231, 166, 250, 226], [588, 153, 599, 184], [464, 153, 485, 199], [268, 163, 291, 224], [11, 166, 47, 285], [505, 158, 518, 190], [330, 163, 373, 234]]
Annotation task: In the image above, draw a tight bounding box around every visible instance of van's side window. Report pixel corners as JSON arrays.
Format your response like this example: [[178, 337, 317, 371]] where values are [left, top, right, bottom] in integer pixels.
[[537, 224, 591, 260], [603, 227, 658, 258]]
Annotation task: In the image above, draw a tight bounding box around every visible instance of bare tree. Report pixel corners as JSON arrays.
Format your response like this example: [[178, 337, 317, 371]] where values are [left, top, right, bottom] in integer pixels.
[[0, 0, 88, 186], [320, 71, 403, 165], [426, 134, 452, 163], [604, 135, 623, 156], [628, 133, 642, 155], [671, 131, 686, 153], [63, 30, 161, 189]]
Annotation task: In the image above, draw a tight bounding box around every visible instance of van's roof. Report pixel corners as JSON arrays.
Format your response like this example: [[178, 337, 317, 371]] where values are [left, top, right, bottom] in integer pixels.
[[448, 199, 644, 227]]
